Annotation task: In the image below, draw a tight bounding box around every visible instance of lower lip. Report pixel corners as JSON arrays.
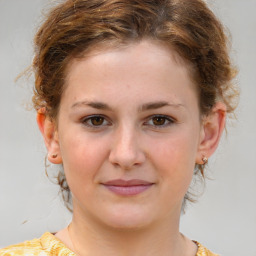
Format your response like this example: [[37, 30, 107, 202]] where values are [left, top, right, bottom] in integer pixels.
[[103, 184, 153, 196]]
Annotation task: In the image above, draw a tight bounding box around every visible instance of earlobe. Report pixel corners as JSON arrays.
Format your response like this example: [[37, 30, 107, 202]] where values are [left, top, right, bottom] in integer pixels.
[[36, 108, 62, 164], [196, 102, 226, 164]]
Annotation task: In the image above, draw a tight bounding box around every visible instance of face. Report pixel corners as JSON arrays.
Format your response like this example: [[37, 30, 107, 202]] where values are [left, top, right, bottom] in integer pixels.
[[47, 40, 206, 229]]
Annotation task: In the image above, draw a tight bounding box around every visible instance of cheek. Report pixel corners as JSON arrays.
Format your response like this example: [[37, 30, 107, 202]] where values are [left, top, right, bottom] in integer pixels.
[[147, 128, 199, 185], [58, 131, 110, 186]]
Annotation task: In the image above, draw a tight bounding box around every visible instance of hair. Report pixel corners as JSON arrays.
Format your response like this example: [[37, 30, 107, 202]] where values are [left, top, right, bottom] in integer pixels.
[[32, 0, 238, 210]]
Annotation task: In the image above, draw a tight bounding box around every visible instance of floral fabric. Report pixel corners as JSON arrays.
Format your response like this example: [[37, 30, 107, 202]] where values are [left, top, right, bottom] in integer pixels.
[[0, 232, 219, 256]]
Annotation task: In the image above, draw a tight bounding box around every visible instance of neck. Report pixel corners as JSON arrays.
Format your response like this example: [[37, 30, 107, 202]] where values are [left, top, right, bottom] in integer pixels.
[[65, 208, 193, 256]]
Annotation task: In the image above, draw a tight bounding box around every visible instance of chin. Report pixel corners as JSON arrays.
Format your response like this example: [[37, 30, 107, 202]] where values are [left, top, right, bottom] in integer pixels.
[[98, 205, 156, 230]]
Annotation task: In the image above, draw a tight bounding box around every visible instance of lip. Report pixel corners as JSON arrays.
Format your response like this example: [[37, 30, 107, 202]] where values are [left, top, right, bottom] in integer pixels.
[[101, 179, 154, 196]]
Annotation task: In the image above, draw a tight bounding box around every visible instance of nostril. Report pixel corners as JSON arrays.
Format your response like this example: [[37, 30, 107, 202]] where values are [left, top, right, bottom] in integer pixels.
[[109, 146, 145, 170], [108, 129, 146, 169]]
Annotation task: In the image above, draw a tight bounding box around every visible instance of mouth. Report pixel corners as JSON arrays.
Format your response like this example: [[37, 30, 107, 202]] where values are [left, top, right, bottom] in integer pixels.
[[101, 179, 155, 196]]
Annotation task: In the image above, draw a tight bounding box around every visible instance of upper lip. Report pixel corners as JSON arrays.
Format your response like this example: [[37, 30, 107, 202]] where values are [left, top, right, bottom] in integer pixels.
[[102, 179, 154, 187]]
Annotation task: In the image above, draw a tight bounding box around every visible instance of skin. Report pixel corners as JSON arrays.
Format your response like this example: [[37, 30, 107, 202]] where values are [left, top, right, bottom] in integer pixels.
[[37, 40, 226, 256]]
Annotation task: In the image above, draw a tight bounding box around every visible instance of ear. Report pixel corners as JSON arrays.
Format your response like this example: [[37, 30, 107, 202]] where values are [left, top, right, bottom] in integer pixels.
[[37, 108, 62, 164], [196, 102, 226, 164]]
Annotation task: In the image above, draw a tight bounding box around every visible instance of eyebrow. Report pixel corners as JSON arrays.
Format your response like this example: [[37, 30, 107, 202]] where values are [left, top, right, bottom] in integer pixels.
[[71, 100, 185, 111], [140, 101, 185, 111], [72, 101, 112, 110]]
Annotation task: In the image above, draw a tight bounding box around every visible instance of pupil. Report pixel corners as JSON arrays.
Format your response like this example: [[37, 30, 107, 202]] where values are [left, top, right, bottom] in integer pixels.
[[153, 117, 165, 125], [92, 117, 103, 125]]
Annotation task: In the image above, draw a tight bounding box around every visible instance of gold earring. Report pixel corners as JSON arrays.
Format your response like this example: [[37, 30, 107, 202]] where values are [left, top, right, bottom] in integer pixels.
[[52, 154, 58, 159], [202, 155, 208, 164]]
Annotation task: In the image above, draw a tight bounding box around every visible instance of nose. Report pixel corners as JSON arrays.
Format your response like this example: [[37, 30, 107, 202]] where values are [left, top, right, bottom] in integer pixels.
[[109, 125, 146, 170]]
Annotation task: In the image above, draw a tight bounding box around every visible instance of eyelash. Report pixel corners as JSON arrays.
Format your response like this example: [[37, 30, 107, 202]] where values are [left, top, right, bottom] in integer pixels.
[[81, 115, 111, 128], [81, 114, 175, 129], [144, 115, 175, 128]]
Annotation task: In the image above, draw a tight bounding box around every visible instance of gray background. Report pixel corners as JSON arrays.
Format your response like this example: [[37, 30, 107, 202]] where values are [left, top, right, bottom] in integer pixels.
[[0, 0, 256, 255]]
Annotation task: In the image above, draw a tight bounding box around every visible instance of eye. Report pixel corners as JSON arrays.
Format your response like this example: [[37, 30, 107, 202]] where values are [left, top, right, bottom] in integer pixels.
[[152, 116, 167, 126], [145, 115, 175, 128], [82, 115, 110, 127]]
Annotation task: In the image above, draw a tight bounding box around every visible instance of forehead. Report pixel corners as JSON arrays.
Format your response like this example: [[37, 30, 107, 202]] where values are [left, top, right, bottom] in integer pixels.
[[58, 40, 201, 123], [62, 40, 198, 106], [66, 39, 196, 83]]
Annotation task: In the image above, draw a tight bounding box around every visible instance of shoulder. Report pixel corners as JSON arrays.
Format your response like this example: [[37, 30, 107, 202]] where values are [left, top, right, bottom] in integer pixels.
[[195, 241, 220, 256], [0, 237, 43, 256], [0, 233, 76, 256]]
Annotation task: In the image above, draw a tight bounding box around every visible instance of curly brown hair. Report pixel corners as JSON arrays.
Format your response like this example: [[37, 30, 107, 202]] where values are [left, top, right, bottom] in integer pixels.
[[32, 0, 238, 210]]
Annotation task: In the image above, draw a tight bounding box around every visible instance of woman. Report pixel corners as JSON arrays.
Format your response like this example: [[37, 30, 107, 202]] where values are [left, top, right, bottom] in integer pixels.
[[0, 0, 238, 255]]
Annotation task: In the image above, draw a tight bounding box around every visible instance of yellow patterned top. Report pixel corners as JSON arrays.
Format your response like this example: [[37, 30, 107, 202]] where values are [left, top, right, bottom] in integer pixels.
[[0, 232, 219, 256]]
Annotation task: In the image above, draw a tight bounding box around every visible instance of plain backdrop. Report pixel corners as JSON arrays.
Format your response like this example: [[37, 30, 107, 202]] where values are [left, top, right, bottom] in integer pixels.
[[0, 0, 256, 255]]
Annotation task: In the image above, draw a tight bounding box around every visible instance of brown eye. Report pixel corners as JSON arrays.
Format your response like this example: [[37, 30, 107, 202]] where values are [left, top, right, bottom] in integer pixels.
[[145, 115, 174, 128], [90, 116, 104, 126], [82, 115, 110, 128], [152, 116, 167, 126]]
